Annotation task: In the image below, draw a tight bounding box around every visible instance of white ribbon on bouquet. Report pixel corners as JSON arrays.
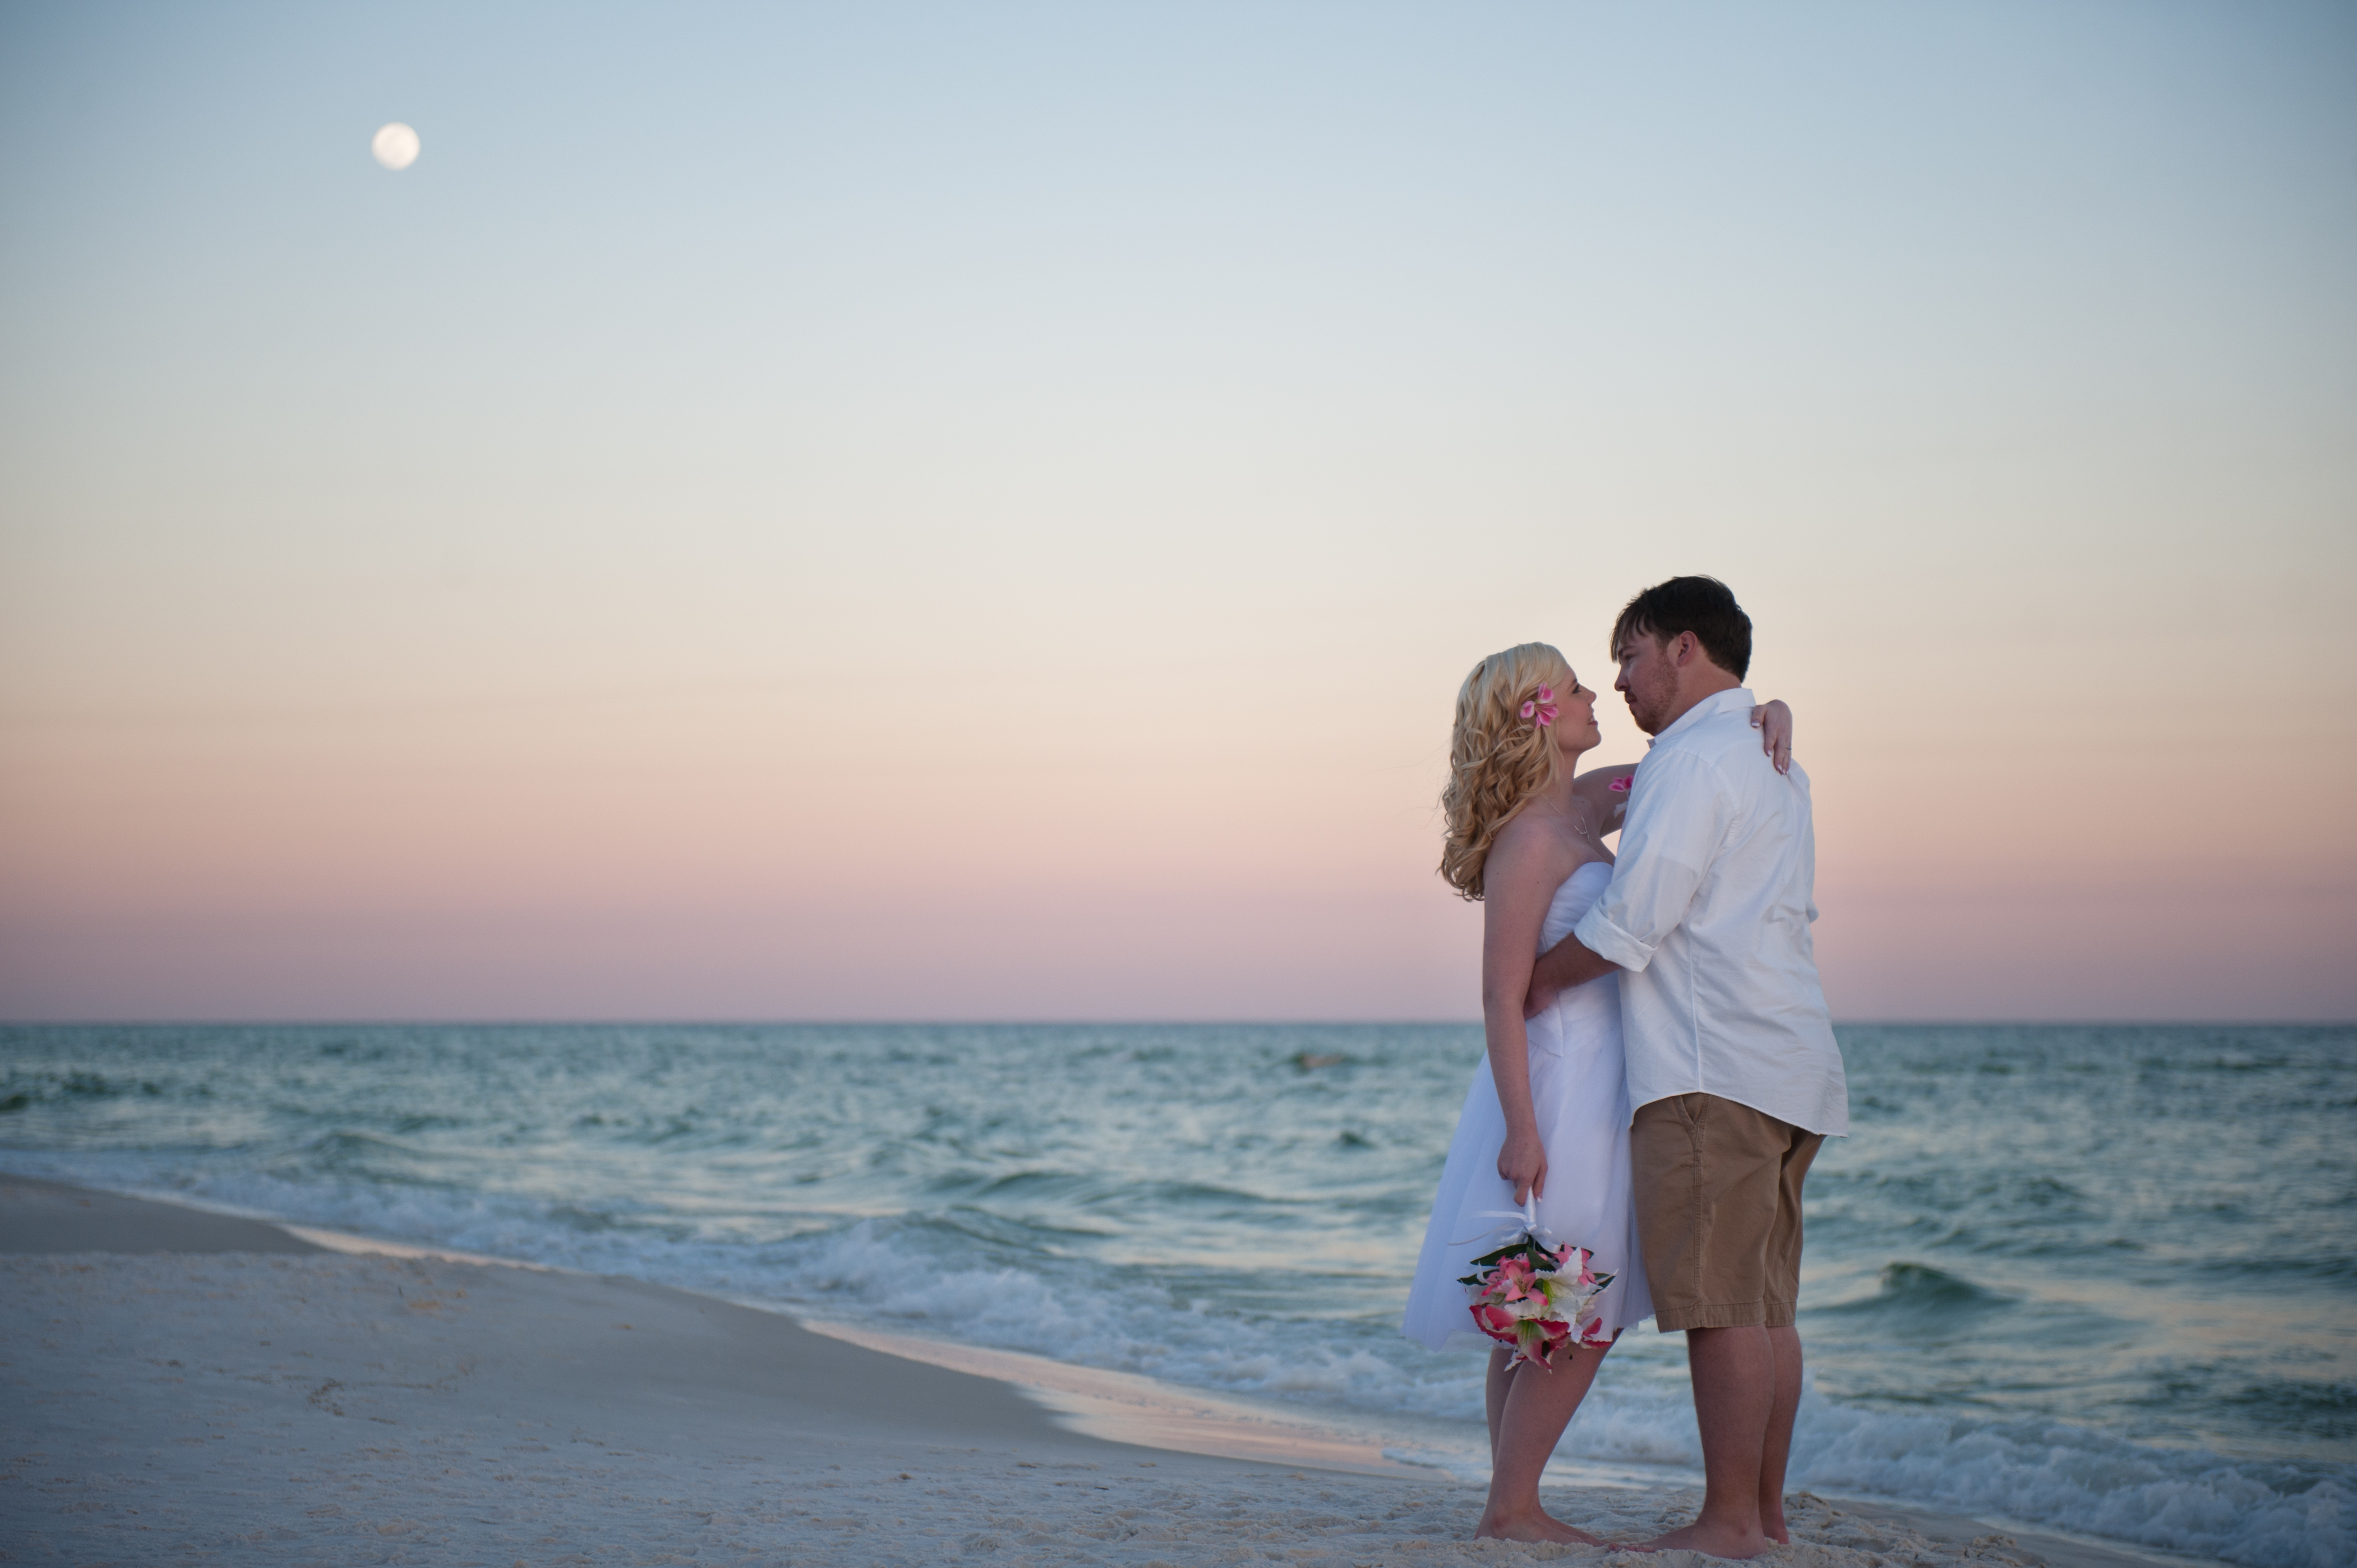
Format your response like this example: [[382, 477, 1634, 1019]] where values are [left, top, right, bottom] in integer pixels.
[[1454, 1196, 1562, 1253]]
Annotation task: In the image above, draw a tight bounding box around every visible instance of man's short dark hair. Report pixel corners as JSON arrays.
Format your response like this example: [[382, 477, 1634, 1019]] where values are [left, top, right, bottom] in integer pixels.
[[1611, 576, 1752, 680]]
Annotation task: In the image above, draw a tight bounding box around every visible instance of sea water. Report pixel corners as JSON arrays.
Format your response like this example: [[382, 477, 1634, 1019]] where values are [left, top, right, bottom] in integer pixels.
[[1, 1022, 2348, 1567]]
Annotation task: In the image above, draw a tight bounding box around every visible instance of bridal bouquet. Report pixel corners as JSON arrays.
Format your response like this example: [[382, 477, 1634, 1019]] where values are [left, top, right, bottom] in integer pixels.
[[1459, 1234, 1614, 1369]]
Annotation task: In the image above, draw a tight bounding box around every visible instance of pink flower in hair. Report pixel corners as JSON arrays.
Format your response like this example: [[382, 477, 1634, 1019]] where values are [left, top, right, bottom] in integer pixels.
[[1520, 686, 1558, 728]]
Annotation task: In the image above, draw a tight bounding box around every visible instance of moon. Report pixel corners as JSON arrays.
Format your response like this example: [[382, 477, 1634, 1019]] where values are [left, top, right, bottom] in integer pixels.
[[371, 123, 421, 170]]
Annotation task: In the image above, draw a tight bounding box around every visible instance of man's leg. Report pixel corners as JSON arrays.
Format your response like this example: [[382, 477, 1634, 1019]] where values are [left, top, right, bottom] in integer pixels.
[[1756, 1131, 1821, 1543], [1758, 1325, 1804, 1542], [1631, 1094, 1792, 1560], [1646, 1326, 1777, 1556]]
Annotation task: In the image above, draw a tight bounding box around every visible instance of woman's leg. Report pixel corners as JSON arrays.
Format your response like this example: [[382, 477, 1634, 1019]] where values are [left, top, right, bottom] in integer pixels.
[[1484, 1346, 1515, 1461], [1475, 1337, 1616, 1543]]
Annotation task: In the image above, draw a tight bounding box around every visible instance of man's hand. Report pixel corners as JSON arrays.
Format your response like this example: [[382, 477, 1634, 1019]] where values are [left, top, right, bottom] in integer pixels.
[[1524, 931, 1618, 1018], [1523, 969, 1564, 1021]]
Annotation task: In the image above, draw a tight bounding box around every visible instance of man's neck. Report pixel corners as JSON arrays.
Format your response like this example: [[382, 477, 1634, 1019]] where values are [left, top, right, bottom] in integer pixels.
[[1649, 670, 1743, 737]]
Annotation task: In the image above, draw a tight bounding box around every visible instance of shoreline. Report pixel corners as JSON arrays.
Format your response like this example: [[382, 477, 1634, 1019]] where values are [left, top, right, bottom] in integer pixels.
[[0, 1174, 2199, 1566]]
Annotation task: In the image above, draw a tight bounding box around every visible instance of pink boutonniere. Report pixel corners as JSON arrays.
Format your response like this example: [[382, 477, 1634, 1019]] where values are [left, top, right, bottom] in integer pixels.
[[1608, 774, 1633, 793]]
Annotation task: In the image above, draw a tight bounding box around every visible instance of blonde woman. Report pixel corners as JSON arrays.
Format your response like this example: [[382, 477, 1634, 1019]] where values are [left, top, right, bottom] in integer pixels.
[[1400, 642, 1792, 1544]]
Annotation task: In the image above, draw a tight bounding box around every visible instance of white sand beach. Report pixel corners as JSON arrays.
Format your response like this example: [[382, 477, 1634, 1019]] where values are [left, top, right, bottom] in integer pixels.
[[0, 1177, 2189, 1567]]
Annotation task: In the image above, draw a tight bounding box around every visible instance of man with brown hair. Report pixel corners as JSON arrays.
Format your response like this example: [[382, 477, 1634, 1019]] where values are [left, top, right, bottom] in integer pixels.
[[1524, 575, 1847, 1560]]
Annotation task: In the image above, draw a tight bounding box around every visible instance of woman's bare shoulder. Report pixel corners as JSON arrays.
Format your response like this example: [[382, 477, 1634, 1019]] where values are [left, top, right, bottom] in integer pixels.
[[1489, 804, 1583, 879]]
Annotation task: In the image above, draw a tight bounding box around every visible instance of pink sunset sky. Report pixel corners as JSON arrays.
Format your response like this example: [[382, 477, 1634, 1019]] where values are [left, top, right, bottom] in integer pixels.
[[2, 3, 2352, 1022]]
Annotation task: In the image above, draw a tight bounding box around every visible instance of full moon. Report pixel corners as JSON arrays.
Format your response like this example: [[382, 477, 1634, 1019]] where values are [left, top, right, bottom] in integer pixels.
[[371, 122, 420, 170]]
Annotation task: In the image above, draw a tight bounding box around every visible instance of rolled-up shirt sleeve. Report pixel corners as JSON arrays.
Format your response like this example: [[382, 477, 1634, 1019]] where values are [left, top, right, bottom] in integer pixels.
[[1573, 751, 1724, 974]]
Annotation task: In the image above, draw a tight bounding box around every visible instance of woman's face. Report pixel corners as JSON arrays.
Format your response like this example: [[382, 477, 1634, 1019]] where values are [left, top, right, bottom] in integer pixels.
[[1553, 674, 1603, 757]]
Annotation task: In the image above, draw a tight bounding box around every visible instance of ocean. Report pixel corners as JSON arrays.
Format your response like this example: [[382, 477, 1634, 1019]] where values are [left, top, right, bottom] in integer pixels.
[[1, 1022, 2348, 1567]]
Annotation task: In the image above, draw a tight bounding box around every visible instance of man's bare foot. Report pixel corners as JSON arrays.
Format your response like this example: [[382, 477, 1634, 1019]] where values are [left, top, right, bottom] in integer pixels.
[[1475, 1506, 1608, 1546], [1759, 1507, 1790, 1546], [1638, 1518, 1778, 1558]]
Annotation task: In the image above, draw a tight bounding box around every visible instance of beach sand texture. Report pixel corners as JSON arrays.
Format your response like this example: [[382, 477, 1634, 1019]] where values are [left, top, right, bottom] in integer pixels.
[[0, 1178, 2181, 1567]]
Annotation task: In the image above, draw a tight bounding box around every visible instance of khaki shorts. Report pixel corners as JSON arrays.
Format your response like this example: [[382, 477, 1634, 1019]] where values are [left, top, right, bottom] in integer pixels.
[[1631, 1094, 1822, 1332]]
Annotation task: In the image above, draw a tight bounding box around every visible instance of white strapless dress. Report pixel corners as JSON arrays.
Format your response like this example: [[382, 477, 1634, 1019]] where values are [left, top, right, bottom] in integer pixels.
[[1400, 860, 1653, 1351]]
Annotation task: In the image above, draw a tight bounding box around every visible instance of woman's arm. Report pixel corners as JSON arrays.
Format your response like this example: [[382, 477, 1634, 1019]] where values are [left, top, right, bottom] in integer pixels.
[[1572, 765, 1639, 838], [1566, 700, 1790, 842], [1479, 822, 1565, 1205]]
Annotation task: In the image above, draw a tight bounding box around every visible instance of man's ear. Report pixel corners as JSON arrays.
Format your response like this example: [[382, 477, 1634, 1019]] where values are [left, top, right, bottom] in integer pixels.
[[1668, 630, 1699, 668]]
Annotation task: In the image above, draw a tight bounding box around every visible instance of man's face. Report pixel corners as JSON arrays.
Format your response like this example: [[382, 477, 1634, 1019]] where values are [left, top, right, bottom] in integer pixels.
[[1614, 633, 1680, 735]]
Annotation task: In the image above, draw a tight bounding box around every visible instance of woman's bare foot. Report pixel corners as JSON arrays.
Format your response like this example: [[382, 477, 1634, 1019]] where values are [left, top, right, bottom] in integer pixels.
[[1475, 1506, 1608, 1546], [1637, 1518, 1778, 1558]]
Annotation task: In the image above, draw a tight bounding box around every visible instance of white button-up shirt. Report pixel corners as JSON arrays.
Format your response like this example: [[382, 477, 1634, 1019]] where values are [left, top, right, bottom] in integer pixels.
[[1571, 686, 1849, 1136]]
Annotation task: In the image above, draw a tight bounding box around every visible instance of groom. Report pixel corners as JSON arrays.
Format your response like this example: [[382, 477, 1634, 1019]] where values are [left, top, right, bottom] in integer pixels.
[[1524, 575, 1847, 1559]]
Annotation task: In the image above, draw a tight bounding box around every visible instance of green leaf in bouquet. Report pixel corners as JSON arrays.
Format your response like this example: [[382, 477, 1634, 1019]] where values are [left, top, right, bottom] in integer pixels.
[[1467, 1237, 1563, 1272]]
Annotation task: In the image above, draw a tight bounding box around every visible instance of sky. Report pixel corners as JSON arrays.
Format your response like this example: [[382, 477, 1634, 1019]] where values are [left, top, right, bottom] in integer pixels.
[[2, 1, 2353, 1022]]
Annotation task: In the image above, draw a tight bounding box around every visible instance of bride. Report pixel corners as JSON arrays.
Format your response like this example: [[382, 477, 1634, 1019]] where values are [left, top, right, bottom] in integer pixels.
[[1400, 640, 1791, 1543]]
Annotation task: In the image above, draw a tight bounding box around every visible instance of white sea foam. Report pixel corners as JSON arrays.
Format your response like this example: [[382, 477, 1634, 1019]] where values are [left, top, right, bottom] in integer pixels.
[[1789, 1401, 2354, 1568], [804, 1233, 2351, 1568], [20, 1159, 2338, 1568], [786, 1222, 2353, 1567], [7, 1012, 2355, 1568]]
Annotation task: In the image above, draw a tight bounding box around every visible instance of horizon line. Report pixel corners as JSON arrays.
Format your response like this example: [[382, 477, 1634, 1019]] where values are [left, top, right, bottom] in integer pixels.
[[3, 1017, 2350, 1030]]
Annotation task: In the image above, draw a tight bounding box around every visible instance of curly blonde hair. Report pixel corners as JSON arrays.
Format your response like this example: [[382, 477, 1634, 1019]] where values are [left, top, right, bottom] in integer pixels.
[[1438, 642, 1575, 901]]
